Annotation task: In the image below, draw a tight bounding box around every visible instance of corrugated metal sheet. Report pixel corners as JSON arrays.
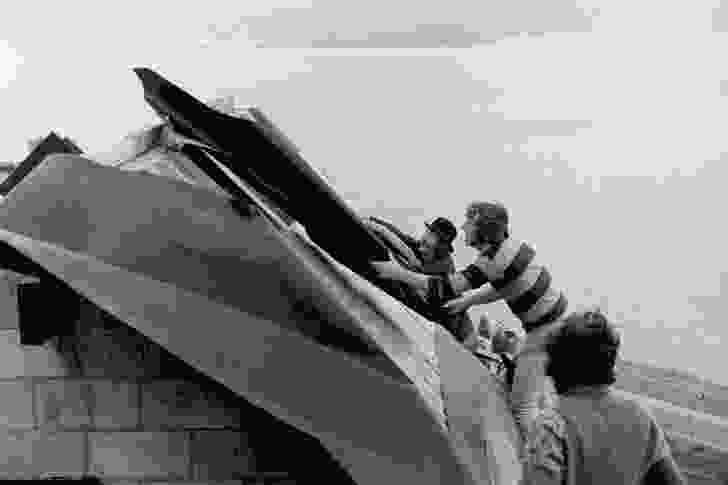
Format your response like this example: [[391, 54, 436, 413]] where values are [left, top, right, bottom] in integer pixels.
[[0, 150, 521, 485]]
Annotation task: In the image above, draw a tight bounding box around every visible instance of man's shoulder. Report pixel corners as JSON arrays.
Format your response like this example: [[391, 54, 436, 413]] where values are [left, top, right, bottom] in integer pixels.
[[561, 388, 658, 427], [607, 390, 662, 422]]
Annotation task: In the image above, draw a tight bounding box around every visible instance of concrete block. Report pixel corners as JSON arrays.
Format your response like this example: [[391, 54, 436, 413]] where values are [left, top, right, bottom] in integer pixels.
[[36, 379, 93, 429], [190, 430, 256, 480], [89, 431, 189, 479], [141, 380, 241, 429], [76, 320, 150, 379], [0, 380, 35, 428], [92, 380, 140, 429], [0, 430, 85, 478], [75, 308, 195, 379], [0, 330, 69, 378]]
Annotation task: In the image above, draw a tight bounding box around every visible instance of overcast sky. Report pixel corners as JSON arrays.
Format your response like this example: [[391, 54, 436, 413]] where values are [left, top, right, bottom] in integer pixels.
[[0, 0, 726, 384]]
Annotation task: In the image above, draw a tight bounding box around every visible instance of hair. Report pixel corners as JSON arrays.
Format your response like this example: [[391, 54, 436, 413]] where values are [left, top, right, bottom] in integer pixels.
[[545, 309, 620, 394], [465, 201, 509, 247]]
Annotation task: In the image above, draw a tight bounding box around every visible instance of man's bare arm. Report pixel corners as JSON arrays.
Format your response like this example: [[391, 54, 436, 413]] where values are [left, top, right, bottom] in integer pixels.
[[467, 283, 501, 305], [373, 260, 496, 315], [442, 283, 501, 314], [510, 349, 566, 485], [371, 261, 430, 292]]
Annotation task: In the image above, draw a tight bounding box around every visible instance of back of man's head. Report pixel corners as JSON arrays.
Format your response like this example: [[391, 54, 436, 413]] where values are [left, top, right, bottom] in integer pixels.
[[546, 309, 621, 393]]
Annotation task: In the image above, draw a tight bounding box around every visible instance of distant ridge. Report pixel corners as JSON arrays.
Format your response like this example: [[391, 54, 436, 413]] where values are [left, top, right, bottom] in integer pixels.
[[615, 359, 728, 419]]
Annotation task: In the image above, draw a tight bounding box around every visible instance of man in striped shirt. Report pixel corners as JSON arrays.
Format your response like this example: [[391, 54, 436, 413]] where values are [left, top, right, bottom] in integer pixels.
[[371, 201, 567, 333]]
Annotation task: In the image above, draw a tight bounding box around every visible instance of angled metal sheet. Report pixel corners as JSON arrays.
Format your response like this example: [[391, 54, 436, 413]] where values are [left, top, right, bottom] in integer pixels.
[[0, 228, 476, 485], [436, 327, 523, 485], [133, 67, 390, 277], [0, 153, 522, 484], [0, 153, 443, 410]]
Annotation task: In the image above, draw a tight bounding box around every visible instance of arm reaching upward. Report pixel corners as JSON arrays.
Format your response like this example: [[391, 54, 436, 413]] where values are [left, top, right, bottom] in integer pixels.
[[467, 284, 501, 305], [371, 260, 429, 291], [509, 350, 566, 485], [442, 284, 502, 314], [371, 261, 475, 299]]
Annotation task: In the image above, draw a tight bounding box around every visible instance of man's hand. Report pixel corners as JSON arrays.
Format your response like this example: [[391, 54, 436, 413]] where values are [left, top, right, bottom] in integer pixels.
[[442, 295, 472, 314], [370, 260, 401, 280], [371, 260, 430, 293]]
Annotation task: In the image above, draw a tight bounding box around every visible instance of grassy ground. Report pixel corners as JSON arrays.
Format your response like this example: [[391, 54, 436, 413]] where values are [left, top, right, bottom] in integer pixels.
[[615, 359, 728, 484], [615, 359, 728, 418]]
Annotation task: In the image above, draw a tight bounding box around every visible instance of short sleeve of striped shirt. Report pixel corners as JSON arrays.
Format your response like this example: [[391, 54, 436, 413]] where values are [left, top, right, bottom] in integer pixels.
[[461, 256, 491, 289]]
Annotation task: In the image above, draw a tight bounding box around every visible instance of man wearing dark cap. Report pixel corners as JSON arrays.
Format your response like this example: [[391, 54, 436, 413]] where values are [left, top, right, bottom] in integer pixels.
[[510, 309, 684, 485], [366, 216, 457, 275], [366, 215, 478, 342], [371, 200, 567, 334], [418, 217, 457, 274]]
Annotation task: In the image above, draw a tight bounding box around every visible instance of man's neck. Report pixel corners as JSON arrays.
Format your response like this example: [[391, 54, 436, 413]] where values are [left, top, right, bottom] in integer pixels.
[[562, 384, 611, 396]]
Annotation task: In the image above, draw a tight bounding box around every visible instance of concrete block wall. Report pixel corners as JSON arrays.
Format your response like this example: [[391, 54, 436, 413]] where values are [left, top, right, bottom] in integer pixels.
[[0, 289, 356, 485]]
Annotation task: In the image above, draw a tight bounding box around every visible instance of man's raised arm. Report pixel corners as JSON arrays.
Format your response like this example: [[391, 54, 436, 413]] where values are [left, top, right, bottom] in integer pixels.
[[371, 261, 476, 300]]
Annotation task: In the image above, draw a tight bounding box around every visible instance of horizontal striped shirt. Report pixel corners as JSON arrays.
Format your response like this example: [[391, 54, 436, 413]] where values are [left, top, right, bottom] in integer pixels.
[[460, 238, 567, 332]]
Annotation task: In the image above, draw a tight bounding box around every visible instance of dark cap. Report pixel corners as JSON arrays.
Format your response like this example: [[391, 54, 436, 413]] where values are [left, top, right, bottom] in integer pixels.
[[425, 217, 457, 253], [466, 201, 509, 243]]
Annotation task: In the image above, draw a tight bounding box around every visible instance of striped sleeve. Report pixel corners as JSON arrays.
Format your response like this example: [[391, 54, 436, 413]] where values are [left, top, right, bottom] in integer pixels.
[[460, 261, 490, 289]]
